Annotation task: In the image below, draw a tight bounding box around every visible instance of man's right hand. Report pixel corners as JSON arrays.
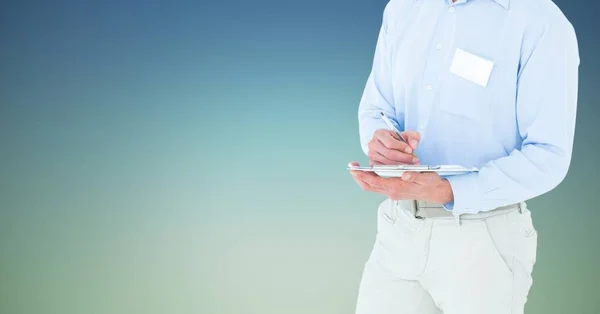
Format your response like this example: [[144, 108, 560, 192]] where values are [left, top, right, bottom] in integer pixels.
[[367, 129, 421, 166]]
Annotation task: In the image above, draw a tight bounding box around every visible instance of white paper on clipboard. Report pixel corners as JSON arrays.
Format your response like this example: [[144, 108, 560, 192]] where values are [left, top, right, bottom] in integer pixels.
[[347, 164, 478, 178]]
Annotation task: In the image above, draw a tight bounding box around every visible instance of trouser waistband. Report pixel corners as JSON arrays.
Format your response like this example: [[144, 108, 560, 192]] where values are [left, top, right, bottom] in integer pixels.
[[406, 200, 522, 220]]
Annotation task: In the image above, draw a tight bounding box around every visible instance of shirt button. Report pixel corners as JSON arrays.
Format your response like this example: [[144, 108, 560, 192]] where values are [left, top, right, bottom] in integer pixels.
[[449, 7, 455, 12], [436, 44, 442, 50], [426, 85, 433, 91]]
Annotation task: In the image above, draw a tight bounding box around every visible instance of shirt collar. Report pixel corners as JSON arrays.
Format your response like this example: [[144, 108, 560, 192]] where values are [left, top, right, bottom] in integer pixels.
[[415, 0, 510, 10]]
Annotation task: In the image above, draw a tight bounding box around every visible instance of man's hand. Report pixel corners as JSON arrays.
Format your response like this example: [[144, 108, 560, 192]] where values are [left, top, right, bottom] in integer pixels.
[[348, 162, 454, 204], [368, 129, 421, 166]]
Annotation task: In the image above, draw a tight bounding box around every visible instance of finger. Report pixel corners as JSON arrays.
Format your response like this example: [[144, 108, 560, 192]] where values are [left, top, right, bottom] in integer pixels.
[[368, 141, 394, 164], [349, 163, 398, 193], [348, 162, 359, 174], [401, 131, 421, 150], [411, 172, 440, 186], [400, 171, 427, 183], [368, 147, 396, 165], [400, 171, 436, 185], [357, 179, 387, 194], [353, 170, 385, 188], [402, 130, 421, 142], [401, 171, 416, 182], [369, 177, 415, 200], [380, 133, 413, 154], [348, 162, 365, 178], [374, 130, 413, 153], [370, 140, 417, 164], [352, 174, 388, 194]]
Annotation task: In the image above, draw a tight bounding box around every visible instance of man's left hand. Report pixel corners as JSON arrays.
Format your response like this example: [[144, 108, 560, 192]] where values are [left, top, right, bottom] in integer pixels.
[[348, 162, 454, 204]]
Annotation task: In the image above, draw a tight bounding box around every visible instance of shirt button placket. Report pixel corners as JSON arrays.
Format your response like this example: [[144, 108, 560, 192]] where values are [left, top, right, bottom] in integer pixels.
[[419, 9, 452, 133]]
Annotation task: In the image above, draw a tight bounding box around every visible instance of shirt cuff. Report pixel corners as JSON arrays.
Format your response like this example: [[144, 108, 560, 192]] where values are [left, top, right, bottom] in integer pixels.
[[444, 172, 483, 215], [442, 201, 454, 211]]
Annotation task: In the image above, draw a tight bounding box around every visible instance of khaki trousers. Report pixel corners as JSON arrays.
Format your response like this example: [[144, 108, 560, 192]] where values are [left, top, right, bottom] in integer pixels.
[[355, 199, 538, 314]]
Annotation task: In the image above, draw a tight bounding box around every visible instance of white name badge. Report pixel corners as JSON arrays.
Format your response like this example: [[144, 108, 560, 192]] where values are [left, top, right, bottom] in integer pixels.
[[449, 48, 494, 87]]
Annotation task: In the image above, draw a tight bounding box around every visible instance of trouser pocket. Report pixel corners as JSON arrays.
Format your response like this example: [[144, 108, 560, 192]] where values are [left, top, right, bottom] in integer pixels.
[[482, 215, 514, 276], [485, 209, 537, 276]]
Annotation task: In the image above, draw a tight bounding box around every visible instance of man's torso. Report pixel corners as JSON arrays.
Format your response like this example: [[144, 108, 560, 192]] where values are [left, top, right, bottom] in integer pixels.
[[383, 0, 565, 167]]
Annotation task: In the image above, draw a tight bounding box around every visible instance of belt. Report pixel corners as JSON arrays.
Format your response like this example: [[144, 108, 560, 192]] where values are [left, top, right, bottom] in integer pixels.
[[409, 200, 522, 220]]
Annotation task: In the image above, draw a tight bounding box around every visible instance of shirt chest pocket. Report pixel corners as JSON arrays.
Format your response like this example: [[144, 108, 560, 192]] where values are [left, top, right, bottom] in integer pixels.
[[438, 49, 499, 120]]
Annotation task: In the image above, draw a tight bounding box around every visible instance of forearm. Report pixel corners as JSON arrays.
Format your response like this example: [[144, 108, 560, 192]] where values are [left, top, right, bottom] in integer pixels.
[[445, 143, 571, 214]]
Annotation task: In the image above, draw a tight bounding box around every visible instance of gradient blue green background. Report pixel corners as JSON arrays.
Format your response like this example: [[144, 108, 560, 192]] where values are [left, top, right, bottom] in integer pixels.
[[1, 1, 598, 313]]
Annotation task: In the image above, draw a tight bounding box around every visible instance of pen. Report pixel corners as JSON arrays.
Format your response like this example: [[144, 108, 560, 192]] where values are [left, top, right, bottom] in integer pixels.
[[379, 112, 417, 157]]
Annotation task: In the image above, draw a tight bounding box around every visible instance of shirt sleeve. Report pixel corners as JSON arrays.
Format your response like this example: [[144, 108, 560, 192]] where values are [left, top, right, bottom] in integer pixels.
[[444, 15, 580, 215], [358, 3, 399, 156]]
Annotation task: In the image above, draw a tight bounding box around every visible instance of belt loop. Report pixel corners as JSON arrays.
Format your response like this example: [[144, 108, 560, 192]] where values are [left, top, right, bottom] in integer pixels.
[[518, 202, 523, 214], [455, 214, 461, 227], [413, 200, 419, 218]]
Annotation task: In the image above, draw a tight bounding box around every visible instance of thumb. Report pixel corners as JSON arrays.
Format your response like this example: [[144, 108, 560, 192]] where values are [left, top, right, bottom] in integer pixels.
[[401, 130, 421, 149]]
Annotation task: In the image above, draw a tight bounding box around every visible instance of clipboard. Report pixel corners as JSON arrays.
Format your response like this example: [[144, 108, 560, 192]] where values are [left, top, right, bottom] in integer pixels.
[[347, 164, 478, 178]]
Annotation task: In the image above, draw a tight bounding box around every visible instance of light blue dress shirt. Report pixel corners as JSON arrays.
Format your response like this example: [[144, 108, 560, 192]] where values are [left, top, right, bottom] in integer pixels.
[[358, 0, 580, 215]]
